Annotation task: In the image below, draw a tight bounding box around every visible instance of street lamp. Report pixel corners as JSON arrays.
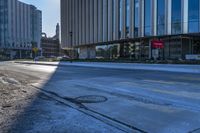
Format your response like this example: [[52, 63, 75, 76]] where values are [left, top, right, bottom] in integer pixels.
[[69, 31, 73, 58], [69, 31, 73, 48]]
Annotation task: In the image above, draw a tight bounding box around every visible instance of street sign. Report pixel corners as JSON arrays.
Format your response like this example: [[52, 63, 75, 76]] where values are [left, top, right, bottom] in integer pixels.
[[151, 40, 164, 49]]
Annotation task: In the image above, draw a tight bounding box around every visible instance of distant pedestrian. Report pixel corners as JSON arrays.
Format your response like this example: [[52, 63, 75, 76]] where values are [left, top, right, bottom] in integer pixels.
[[34, 57, 37, 63]]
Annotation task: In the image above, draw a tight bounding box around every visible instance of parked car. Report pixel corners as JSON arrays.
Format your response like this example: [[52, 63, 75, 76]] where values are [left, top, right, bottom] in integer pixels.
[[57, 56, 71, 60]]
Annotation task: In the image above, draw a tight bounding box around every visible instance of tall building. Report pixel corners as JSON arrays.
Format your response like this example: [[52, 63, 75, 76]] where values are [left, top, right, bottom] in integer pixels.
[[0, 0, 42, 59], [53, 23, 60, 40], [61, 0, 200, 60]]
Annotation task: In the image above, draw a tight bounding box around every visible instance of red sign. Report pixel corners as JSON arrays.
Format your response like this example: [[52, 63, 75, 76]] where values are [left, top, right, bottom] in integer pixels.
[[151, 40, 164, 49]]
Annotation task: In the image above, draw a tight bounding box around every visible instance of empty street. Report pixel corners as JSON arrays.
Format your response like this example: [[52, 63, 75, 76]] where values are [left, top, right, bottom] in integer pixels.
[[0, 62, 200, 133]]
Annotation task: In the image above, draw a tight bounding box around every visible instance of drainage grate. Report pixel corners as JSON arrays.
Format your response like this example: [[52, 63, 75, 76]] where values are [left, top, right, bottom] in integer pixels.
[[75, 95, 107, 103]]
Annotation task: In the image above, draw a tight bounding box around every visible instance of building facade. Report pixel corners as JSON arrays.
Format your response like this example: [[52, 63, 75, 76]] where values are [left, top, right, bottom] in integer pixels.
[[61, 0, 200, 60], [41, 24, 60, 57], [41, 37, 60, 57], [0, 0, 42, 59]]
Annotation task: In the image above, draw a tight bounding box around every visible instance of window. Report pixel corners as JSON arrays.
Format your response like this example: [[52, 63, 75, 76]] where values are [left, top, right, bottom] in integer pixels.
[[157, 0, 165, 35], [126, 0, 130, 37], [171, 0, 181, 34], [119, 0, 123, 38], [188, 0, 199, 33], [144, 0, 151, 36], [134, 0, 139, 37], [113, 0, 115, 37]]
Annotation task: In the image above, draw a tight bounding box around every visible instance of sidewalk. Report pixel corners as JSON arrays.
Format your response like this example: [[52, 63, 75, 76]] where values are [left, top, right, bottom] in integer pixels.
[[14, 61, 200, 74]]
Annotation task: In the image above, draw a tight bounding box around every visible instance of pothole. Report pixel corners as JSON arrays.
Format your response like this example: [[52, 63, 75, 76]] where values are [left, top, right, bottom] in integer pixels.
[[75, 95, 107, 103], [46, 91, 107, 104]]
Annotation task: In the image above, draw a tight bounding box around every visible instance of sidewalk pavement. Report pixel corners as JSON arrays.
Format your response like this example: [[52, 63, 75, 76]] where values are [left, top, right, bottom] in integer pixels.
[[13, 61, 200, 74]]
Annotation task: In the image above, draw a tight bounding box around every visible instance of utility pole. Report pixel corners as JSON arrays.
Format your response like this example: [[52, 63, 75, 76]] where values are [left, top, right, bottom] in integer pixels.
[[69, 31, 73, 59]]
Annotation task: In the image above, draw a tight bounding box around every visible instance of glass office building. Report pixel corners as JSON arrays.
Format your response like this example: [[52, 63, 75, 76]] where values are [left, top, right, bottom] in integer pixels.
[[61, 0, 200, 60], [0, 0, 42, 59]]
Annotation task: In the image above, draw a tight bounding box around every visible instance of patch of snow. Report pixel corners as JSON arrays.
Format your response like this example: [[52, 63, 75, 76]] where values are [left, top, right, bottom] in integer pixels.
[[0, 77, 9, 84], [0, 76, 20, 85], [5, 77, 20, 85]]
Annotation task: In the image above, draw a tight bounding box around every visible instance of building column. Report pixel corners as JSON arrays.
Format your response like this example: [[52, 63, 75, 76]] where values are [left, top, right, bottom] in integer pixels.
[[89, 0, 94, 44], [152, 0, 157, 36], [139, 0, 144, 37], [121, 0, 126, 39], [103, 0, 108, 42], [166, 0, 172, 35], [149, 40, 152, 59], [113, 0, 120, 40], [182, 0, 188, 34], [130, 0, 134, 38], [199, 0, 200, 32], [93, 0, 98, 43], [108, 0, 113, 41], [85, 0, 90, 44], [19, 50, 22, 59]]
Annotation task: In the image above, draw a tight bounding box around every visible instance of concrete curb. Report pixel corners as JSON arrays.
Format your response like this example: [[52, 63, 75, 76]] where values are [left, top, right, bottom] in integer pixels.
[[14, 61, 200, 74]]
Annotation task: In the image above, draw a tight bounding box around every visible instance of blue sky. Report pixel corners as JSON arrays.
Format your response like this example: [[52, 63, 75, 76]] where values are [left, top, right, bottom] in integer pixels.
[[20, 0, 60, 37]]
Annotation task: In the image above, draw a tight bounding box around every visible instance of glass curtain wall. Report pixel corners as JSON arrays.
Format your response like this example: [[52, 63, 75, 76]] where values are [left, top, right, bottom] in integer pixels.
[[126, 0, 130, 38], [134, 0, 139, 37], [96, 44, 119, 59], [119, 0, 123, 38], [0, 0, 8, 47], [113, 0, 115, 38], [157, 0, 165, 35], [144, 0, 151, 36], [188, 0, 199, 33], [171, 0, 181, 34], [0, 0, 2, 46]]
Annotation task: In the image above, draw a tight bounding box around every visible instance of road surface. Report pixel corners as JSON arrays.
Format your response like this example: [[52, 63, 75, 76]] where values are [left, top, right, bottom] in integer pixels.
[[0, 61, 200, 133]]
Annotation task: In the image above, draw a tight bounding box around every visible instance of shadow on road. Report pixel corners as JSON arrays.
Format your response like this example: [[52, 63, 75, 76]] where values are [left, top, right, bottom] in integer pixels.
[[6, 62, 94, 133], [5, 61, 200, 133], [7, 62, 63, 133], [5, 62, 125, 133]]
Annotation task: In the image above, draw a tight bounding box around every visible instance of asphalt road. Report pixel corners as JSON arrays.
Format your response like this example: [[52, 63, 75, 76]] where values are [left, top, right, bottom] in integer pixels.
[[1, 62, 200, 133]]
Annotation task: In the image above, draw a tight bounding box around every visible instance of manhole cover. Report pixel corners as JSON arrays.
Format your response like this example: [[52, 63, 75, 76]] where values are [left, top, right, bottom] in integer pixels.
[[75, 95, 107, 103]]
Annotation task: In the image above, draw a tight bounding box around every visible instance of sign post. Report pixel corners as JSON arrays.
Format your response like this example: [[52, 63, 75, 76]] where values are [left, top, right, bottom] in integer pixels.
[[151, 40, 164, 60]]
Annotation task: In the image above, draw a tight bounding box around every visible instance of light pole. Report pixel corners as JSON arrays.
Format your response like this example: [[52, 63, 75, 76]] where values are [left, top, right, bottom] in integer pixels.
[[69, 31, 73, 59]]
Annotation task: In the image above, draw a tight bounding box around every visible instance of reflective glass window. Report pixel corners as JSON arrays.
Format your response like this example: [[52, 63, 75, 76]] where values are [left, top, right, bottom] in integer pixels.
[[119, 0, 123, 38], [171, 0, 181, 34], [113, 0, 115, 37], [126, 0, 130, 37], [134, 0, 139, 37], [157, 0, 165, 35], [144, 0, 151, 36], [188, 0, 199, 33]]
